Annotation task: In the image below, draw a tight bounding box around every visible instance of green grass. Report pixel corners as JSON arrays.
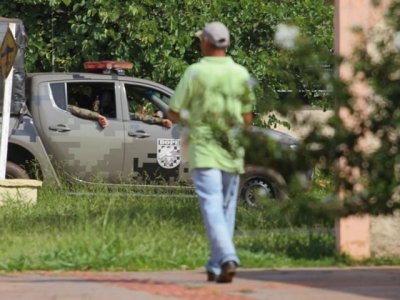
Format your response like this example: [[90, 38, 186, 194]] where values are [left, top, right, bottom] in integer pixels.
[[0, 181, 397, 271]]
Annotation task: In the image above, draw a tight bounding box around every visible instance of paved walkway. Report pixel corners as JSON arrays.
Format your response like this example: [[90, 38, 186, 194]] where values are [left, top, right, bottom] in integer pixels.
[[0, 267, 399, 300]]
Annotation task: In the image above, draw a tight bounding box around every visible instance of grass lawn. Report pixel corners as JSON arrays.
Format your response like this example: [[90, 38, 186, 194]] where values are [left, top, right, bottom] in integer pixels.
[[0, 181, 398, 271]]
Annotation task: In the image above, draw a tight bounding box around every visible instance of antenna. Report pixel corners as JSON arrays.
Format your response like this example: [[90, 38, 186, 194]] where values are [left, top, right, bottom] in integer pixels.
[[51, 7, 55, 72]]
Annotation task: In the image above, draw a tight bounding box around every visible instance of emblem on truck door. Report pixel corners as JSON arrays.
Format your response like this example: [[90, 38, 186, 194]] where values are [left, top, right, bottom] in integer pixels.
[[157, 139, 181, 169]]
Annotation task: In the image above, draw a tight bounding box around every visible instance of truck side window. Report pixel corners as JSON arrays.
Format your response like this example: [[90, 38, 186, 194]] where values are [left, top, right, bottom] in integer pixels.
[[125, 84, 168, 120], [50, 83, 67, 110], [65, 82, 117, 118]]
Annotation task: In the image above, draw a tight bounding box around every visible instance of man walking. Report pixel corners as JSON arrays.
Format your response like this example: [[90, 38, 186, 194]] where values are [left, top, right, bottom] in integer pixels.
[[168, 22, 255, 283]]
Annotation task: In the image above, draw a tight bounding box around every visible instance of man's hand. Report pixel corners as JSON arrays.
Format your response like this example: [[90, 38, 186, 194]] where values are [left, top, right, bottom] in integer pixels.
[[97, 115, 109, 128], [162, 119, 173, 128]]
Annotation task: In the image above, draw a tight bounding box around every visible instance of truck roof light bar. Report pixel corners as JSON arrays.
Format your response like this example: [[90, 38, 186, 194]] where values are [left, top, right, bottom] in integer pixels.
[[83, 61, 133, 75]]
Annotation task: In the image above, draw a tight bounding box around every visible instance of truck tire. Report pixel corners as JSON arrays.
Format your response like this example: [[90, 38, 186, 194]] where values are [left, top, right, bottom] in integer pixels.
[[6, 161, 30, 179], [240, 166, 288, 206]]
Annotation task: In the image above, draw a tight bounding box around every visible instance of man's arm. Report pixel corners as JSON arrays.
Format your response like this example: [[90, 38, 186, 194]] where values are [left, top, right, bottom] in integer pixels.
[[69, 105, 99, 120], [168, 68, 192, 123], [68, 105, 108, 128], [130, 112, 172, 128], [240, 72, 256, 127]]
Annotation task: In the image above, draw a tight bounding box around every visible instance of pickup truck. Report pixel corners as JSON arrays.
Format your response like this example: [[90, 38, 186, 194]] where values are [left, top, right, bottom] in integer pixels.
[[2, 19, 301, 204], [3, 63, 302, 204]]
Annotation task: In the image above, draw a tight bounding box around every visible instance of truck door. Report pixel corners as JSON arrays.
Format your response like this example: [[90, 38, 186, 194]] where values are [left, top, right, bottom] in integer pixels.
[[35, 81, 125, 183], [121, 82, 185, 183]]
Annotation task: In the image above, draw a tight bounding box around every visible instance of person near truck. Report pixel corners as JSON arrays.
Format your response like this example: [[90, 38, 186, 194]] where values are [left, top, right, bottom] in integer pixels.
[[69, 90, 171, 129], [68, 92, 109, 128], [168, 22, 255, 283], [130, 101, 172, 128]]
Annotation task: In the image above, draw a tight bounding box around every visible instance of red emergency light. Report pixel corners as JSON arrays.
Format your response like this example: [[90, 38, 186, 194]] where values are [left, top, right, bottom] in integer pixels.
[[84, 60, 133, 75]]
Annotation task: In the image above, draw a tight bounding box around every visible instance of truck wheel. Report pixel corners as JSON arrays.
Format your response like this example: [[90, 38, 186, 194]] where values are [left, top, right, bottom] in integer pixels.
[[240, 166, 287, 206], [241, 177, 276, 206], [6, 161, 30, 179]]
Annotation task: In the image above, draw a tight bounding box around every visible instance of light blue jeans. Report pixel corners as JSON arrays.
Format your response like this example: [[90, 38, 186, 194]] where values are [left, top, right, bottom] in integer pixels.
[[191, 168, 240, 276]]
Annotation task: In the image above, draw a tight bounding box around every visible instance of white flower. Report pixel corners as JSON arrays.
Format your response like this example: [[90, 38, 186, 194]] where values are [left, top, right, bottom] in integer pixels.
[[393, 31, 400, 51], [274, 24, 300, 50], [180, 109, 190, 120]]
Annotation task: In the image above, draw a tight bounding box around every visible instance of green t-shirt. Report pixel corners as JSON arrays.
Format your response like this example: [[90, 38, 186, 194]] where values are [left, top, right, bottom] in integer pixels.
[[169, 56, 255, 173]]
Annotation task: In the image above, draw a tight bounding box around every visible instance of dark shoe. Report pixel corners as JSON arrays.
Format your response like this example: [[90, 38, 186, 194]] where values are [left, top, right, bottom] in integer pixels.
[[216, 260, 237, 283], [207, 271, 217, 282]]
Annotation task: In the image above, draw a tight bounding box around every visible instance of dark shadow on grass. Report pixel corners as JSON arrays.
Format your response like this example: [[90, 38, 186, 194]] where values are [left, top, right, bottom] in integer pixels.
[[237, 228, 336, 260]]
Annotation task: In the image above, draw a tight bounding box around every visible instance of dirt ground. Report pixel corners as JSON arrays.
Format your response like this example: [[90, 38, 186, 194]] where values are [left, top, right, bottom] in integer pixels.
[[1, 267, 399, 300]]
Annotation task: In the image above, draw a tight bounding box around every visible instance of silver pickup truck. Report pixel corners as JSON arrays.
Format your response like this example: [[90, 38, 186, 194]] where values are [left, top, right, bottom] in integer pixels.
[[2, 18, 302, 204], [4, 66, 303, 204]]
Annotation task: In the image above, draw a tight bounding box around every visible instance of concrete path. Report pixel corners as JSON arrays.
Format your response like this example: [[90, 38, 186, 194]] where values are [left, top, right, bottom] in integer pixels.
[[0, 267, 399, 300]]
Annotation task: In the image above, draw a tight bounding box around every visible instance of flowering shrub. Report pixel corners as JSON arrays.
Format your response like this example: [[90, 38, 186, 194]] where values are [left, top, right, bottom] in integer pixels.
[[266, 1, 400, 215], [274, 24, 300, 50]]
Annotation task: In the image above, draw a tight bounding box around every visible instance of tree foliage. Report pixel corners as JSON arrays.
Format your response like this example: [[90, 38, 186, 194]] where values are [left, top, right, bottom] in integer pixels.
[[2, 0, 333, 97]]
